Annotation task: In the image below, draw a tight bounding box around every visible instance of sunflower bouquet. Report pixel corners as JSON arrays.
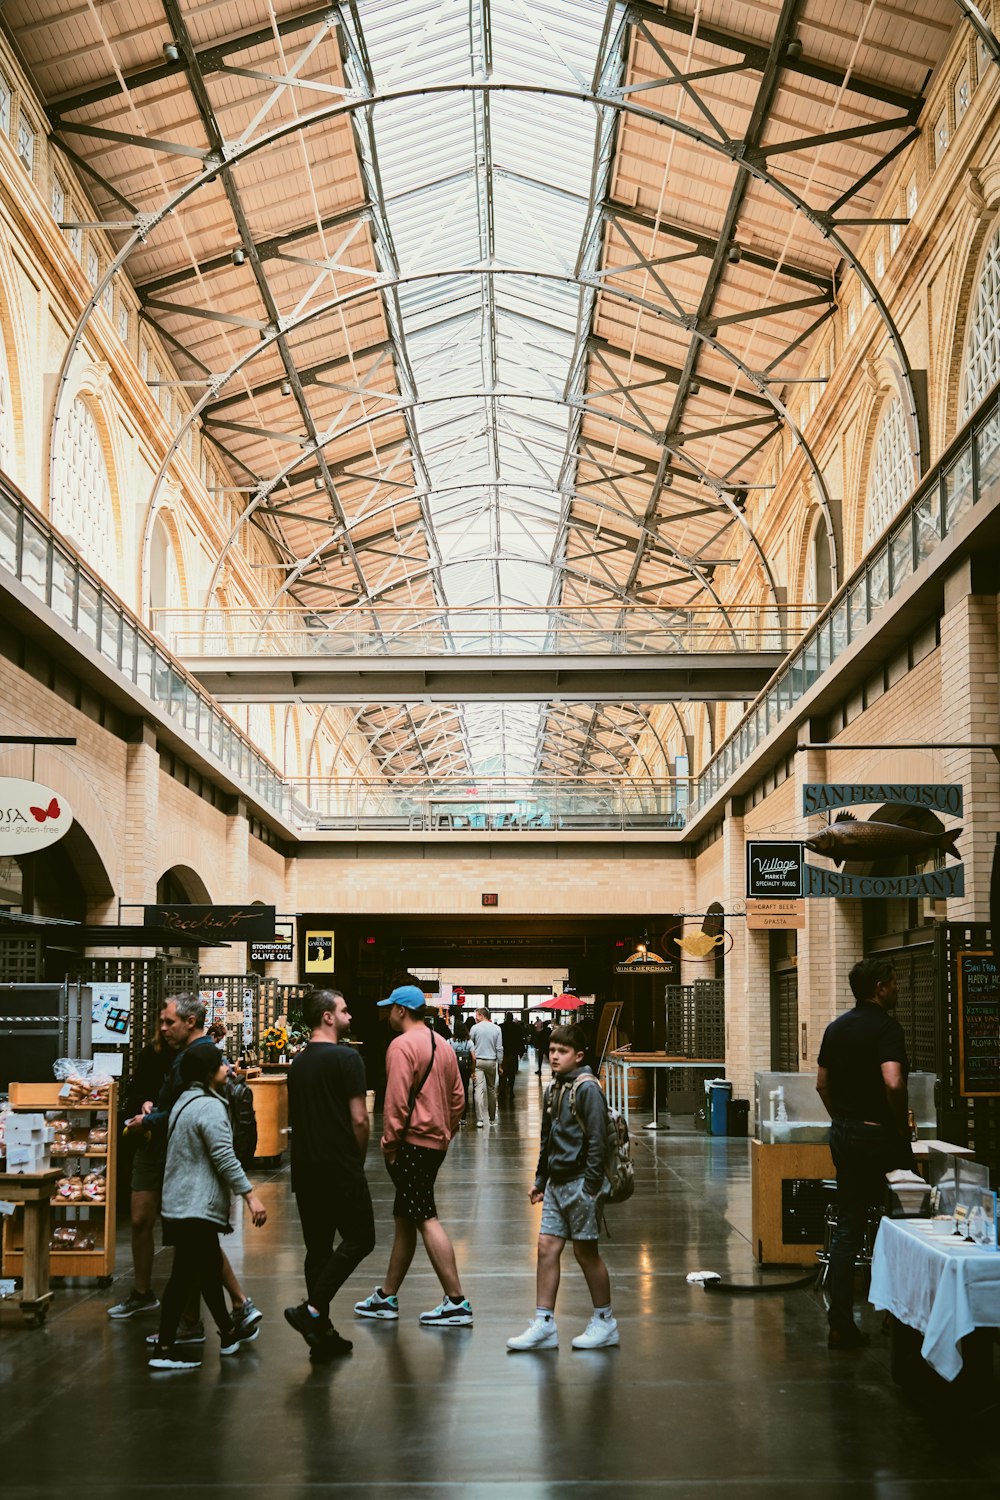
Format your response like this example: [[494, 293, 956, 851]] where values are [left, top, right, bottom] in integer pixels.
[[262, 1023, 289, 1061]]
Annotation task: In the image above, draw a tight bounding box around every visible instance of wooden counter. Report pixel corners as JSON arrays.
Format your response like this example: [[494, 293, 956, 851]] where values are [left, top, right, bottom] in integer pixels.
[[246, 1073, 288, 1162], [0, 1169, 61, 1326]]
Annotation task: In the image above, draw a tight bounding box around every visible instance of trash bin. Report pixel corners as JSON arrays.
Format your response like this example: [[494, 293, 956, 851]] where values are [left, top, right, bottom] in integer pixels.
[[726, 1098, 749, 1137], [707, 1080, 732, 1135]]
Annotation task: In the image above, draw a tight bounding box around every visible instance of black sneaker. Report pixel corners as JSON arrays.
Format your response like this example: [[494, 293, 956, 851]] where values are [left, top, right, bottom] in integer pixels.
[[310, 1326, 353, 1362], [284, 1302, 330, 1350], [148, 1344, 201, 1371], [145, 1321, 205, 1349]]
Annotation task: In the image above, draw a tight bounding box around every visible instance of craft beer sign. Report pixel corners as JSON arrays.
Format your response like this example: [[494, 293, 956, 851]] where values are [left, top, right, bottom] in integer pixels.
[[0, 778, 73, 855]]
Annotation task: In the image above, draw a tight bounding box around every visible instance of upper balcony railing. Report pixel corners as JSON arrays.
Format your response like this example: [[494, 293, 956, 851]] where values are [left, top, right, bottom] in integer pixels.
[[287, 777, 691, 833], [0, 482, 287, 817], [693, 384, 1000, 814], [152, 604, 820, 661]]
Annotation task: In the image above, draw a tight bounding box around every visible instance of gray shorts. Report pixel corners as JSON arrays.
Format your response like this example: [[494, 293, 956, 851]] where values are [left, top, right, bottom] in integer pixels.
[[539, 1175, 603, 1241], [131, 1141, 164, 1196]]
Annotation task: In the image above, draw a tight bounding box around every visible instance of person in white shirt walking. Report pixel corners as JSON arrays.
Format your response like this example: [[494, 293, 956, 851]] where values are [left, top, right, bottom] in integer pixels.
[[469, 1009, 503, 1127]]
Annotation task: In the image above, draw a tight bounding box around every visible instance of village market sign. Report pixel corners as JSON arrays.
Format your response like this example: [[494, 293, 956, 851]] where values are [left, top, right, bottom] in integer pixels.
[[0, 778, 73, 855]]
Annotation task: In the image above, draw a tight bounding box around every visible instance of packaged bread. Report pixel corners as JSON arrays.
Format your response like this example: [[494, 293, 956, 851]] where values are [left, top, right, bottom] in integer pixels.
[[55, 1176, 73, 1199], [87, 1127, 108, 1151], [46, 1116, 70, 1133], [67, 1137, 89, 1155], [82, 1170, 106, 1201], [53, 1225, 78, 1246]]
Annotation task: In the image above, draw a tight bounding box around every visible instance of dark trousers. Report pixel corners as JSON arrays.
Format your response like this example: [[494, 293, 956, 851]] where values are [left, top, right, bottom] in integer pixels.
[[828, 1120, 894, 1330], [294, 1168, 376, 1318], [159, 1218, 231, 1345]]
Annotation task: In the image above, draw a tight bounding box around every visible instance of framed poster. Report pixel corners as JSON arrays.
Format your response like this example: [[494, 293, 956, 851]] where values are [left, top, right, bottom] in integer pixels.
[[305, 930, 336, 973], [90, 981, 133, 1045]]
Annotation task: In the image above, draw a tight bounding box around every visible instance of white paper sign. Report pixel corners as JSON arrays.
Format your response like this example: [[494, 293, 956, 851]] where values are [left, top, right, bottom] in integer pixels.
[[90, 982, 133, 1045], [0, 778, 73, 855]]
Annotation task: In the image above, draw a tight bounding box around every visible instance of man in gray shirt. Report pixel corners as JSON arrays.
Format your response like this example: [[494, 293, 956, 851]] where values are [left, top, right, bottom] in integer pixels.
[[469, 1009, 503, 1127]]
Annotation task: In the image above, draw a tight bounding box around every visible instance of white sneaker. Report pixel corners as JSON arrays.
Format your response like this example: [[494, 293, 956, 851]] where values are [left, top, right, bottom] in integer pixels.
[[507, 1316, 558, 1351], [476, 1120, 484, 1128], [571, 1315, 619, 1350]]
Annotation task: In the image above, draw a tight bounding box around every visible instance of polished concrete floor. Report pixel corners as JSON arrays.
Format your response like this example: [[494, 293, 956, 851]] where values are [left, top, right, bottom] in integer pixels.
[[2, 1072, 998, 1498]]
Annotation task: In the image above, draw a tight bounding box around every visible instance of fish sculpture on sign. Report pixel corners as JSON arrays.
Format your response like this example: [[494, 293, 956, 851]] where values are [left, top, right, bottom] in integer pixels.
[[804, 813, 962, 868]]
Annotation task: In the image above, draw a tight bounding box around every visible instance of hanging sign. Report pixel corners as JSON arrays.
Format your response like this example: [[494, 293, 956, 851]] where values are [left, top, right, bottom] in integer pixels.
[[250, 929, 294, 963], [746, 900, 806, 930], [144, 904, 275, 941], [746, 841, 803, 898], [0, 778, 73, 855], [803, 783, 963, 817]]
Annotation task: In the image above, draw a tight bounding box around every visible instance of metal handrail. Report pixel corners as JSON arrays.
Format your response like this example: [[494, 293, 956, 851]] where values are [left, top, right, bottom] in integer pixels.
[[693, 381, 1000, 813], [0, 478, 288, 817]]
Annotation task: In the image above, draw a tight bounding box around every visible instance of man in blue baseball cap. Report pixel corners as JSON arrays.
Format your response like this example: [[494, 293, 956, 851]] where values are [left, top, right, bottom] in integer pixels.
[[354, 984, 472, 1327]]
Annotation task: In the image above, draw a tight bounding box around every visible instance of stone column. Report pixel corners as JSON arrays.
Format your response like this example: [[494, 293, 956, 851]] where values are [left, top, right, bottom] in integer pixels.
[[121, 721, 159, 957], [722, 798, 771, 1105], [939, 559, 1000, 924], [209, 798, 251, 977]]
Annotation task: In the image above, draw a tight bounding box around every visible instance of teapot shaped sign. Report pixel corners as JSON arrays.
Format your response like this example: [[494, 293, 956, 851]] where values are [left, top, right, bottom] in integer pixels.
[[0, 778, 73, 855]]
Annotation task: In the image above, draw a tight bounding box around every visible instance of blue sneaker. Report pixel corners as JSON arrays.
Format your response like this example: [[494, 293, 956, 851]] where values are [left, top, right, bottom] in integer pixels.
[[354, 1287, 399, 1320]]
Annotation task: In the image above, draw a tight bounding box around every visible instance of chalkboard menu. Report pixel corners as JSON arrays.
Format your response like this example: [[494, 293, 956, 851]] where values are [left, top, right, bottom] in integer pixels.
[[957, 951, 1000, 1098]]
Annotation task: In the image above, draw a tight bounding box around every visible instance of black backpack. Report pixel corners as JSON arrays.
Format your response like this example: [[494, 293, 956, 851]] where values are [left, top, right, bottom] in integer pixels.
[[224, 1079, 258, 1168]]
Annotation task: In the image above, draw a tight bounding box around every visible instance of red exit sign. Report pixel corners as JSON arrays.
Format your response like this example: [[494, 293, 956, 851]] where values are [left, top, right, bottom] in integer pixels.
[[481, 893, 499, 907]]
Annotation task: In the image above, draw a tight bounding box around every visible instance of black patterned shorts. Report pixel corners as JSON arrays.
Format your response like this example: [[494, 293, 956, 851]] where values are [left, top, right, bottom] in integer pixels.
[[386, 1142, 447, 1223]]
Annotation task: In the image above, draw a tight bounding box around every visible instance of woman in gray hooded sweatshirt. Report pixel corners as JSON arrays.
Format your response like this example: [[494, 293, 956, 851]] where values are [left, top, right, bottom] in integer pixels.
[[148, 1043, 267, 1370]]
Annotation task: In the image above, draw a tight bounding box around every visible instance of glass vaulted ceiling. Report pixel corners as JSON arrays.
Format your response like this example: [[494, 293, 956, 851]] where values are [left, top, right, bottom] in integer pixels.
[[357, 0, 614, 777]]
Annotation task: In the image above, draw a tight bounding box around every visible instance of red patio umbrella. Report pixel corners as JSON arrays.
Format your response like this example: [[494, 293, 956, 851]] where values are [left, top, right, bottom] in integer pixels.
[[539, 994, 587, 1010]]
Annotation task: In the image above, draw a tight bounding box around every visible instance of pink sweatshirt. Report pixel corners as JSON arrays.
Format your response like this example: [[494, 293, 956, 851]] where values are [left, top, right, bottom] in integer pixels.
[[381, 1025, 465, 1154]]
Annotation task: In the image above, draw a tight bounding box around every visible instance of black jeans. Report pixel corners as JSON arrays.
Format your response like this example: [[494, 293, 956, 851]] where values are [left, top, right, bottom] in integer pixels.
[[294, 1168, 376, 1318], [159, 1218, 231, 1346], [827, 1120, 895, 1331]]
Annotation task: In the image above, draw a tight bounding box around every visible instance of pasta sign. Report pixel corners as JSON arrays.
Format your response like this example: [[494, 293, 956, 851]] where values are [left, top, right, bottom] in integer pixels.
[[0, 778, 73, 855]]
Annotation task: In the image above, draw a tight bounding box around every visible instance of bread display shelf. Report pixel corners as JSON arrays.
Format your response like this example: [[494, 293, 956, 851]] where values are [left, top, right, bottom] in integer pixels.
[[2, 1082, 117, 1283]]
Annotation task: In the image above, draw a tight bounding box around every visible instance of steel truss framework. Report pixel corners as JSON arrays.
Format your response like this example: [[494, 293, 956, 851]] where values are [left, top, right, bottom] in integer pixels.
[[16, 0, 991, 782]]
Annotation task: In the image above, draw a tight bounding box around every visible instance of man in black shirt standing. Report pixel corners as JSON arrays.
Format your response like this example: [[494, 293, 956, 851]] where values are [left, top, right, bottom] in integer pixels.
[[284, 989, 375, 1360], [816, 957, 914, 1349]]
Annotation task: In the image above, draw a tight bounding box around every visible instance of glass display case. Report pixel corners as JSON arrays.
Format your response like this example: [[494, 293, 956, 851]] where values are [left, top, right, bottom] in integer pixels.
[[754, 1070, 936, 1144]]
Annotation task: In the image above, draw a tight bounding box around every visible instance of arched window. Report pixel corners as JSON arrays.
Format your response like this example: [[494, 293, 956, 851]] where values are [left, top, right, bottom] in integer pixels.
[[0, 317, 14, 477], [52, 397, 117, 586], [864, 397, 913, 550], [803, 510, 832, 605], [962, 221, 1000, 418], [149, 514, 182, 627]]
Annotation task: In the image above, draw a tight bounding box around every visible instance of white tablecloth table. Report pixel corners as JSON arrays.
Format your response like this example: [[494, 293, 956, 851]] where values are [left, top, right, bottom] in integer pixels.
[[869, 1217, 1000, 1381]]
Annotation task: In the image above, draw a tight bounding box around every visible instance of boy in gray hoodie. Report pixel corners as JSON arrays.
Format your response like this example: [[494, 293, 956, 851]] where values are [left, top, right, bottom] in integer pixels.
[[507, 1023, 618, 1352]]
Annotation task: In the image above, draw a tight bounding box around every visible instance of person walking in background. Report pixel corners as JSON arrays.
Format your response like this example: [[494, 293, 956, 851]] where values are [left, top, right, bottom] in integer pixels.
[[449, 1019, 476, 1124], [499, 1014, 524, 1104], [508, 1022, 618, 1352], [532, 1018, 552, 1076], [355, 985, 471, 1327], [469, 1008, 503, 1127], [147, 1044, 268, 1371], [107, 1002, 176, 1320], [284, 989, 375, 1362]]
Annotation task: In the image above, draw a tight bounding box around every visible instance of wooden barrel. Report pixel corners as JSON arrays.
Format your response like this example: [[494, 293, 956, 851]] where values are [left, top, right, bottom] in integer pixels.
[[627, 1069, 647, 1111]]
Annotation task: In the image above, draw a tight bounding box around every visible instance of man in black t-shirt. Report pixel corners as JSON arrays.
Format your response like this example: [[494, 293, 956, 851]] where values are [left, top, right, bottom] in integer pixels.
[[284, 988, 375, 1360], [816, 957, 914, 1349]]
